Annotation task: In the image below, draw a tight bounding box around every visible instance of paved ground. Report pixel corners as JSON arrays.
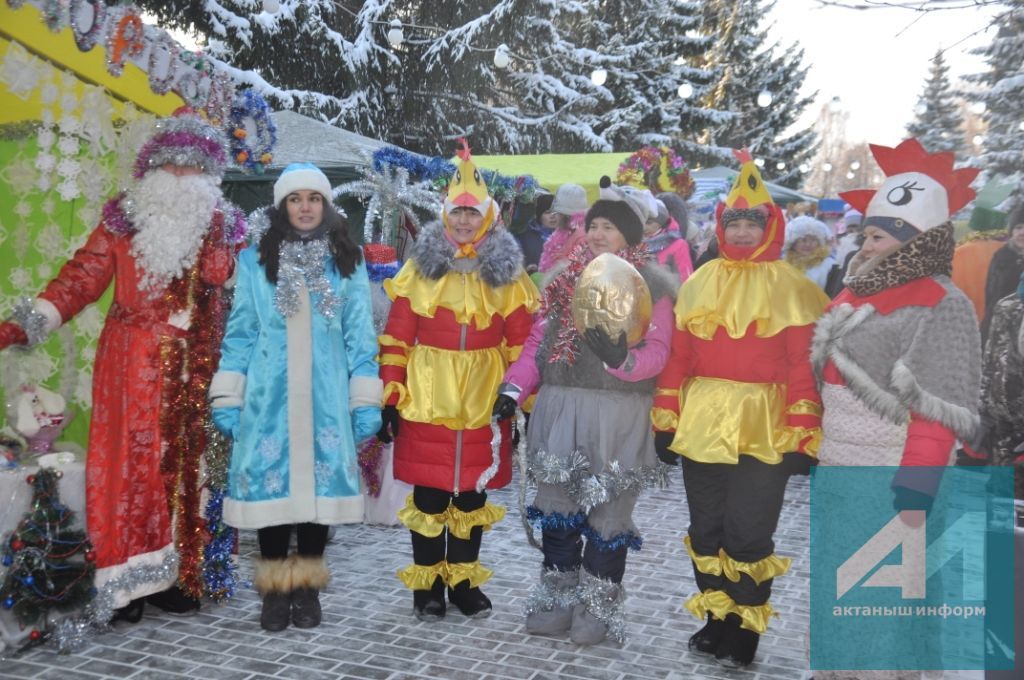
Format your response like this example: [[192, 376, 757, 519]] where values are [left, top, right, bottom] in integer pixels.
[[0, 471, 827, 679]]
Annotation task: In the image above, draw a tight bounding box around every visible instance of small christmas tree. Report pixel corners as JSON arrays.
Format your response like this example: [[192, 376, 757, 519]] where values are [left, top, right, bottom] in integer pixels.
[[0, 467, 95, 646]]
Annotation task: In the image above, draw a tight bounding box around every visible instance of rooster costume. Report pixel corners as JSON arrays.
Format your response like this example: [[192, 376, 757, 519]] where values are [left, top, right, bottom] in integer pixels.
[[378, 142, 538, 620], [0, 112, 245, 617], [653, 151, 828, 666]]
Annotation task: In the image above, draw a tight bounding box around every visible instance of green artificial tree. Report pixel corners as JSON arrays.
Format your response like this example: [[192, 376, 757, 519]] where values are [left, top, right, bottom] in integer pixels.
[[0, 467, 95, 647]]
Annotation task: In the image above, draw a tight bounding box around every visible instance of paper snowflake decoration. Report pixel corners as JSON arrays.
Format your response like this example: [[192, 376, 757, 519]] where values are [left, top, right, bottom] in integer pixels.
[[13, 200, 32, 218], [37, 127, 56, 149], [60, 92, 78, 113], [36, 223, 66, 257], [37, 175, 53, 193], [335, 163, 440, 245], [41, 108, 54, 126], [57, 157, 81, 180], [35, 152, 56, 173], [0, 43, 42, 99], [0, 156, 37, 193], [39, 82, 59, 105], [40, 197, 56, 215], [58, 134, 80, 156], [35, 263, 53, 280], [58, 179, 81, 202], [9, 267, 32, 289]]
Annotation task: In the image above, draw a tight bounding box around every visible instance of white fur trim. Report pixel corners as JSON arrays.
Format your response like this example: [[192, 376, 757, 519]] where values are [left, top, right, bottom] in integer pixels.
[[286, 283, 317, 519], [349, 375, 384, 411], [784, 215, 831, 247], [34, 298, 62, 333], [93, 543, 178, 609], [224, 494, 364, 529], [273, 167, 332, 207], [209, 371, 246, 408], [890, 360, 980, 439]]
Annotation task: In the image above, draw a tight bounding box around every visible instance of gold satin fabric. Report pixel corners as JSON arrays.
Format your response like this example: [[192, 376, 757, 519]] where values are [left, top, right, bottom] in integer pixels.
[[399, 345, 506, 429], [675, 259, 828, 340], [685, 589, 777, 634], [383, 264, 539, 330]]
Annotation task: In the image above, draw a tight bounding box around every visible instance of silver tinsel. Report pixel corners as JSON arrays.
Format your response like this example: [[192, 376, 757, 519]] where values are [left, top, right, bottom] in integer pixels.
[[245, 206, 270, 245], [523, 567, 580, 616], [334, 163, 441, 245], [577, 569, 627, 644], [275, 239, 341, 320], [526, 448, 670, 511], [51, 616, 90, 654], [85, 552, 179, 626], [11, 297, 50, 346], [514, 410, 543, 551], [474, 418, 503, 493]]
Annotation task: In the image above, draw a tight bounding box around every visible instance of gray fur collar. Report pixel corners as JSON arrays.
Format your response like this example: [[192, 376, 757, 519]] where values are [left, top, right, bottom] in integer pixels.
[[411, 221, 524, 287]]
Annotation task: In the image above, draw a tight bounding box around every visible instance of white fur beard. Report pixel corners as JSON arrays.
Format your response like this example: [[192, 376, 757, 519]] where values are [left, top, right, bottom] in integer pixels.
[[127, 170, 220, 294]]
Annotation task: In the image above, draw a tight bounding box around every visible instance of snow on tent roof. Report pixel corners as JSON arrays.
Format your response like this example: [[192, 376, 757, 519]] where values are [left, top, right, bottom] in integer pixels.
[[263, 110, 390, 169]]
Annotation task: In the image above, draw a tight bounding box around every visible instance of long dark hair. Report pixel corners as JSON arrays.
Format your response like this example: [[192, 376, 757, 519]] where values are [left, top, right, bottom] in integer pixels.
[[258, 198, 362, 284]]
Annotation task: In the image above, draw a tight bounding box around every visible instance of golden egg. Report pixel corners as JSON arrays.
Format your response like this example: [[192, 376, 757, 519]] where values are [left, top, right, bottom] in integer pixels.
[[571, 253, 652, 347]]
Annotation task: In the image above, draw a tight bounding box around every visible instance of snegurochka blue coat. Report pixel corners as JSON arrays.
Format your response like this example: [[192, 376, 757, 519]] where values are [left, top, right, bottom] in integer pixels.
[[211, 246, 382, 529]]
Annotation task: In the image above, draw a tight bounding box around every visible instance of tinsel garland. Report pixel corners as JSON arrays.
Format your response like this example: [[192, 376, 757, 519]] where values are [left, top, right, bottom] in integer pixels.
[[201, 489, 237, 602], [370, 146, 539, 203], [514, 410, 542, 552], [366, 261, 400, 283], [577, 569, 627, 644], [0, 121, 41, 141], [523, 566, 580, 617], [526, 448, 669, 512], [85, 552, 178, 627], [957, 228, 1007, 245], [581, 525, 643, 552], [474, 419, 502, 493], [540, 241, 650, 365], [525, 506, 587, 531], [357, 438, 385, 497], [10, 297, 49, 346], [616, 146, 694, 198], [228, 89, 276, 174], [275, 238, 341, 320]]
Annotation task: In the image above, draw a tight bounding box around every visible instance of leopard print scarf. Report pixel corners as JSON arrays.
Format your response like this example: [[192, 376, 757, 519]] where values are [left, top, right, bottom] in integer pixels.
[[844, 222, 955, 297]]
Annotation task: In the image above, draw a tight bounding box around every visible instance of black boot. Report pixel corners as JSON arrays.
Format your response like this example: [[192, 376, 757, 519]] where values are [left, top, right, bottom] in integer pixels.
[[260, 591, 291, 632], [254, 557, 292, 632], [446, 511, 492, 618], [447, 579, 492, 618], [111, 598, 145, 624], [714, 614, 760, 668], [689, 613, 727, 654], [145, 585, 200, 616], [413, 575, 446, 621], [290, 555, 329, 628]]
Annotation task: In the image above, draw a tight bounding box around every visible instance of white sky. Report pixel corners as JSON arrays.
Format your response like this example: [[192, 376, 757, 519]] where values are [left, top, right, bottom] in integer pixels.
[[766, 0, 1003, 144]]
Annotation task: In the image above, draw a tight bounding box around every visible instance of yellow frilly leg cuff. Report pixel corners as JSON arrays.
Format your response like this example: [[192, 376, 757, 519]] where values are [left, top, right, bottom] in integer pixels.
[[397, 561, 447, 591], [445, 560, 493, 589], [397, 494, 448, 537], [684, 536, 723, 577], [446, 501, 506, 540], [720, 549, 791, 585], [684, 589, 777, 634]]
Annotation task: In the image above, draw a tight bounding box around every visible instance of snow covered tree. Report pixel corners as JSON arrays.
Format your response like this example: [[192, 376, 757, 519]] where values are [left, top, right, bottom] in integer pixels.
[[135, 0, 729, 158], [965, 2, 1024, 186], [906, 50, 966, 158], [690, 0, 817, 186]]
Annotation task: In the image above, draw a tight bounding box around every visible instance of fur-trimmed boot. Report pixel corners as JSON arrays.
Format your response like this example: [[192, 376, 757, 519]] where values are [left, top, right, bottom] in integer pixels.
[[714, 613, 760, 668], [290, 555, 330, 629], [571, 570, 626, 646], [525, 567, 579, 636], [253, 557, 292, 632], [689, 613, 727, 654]]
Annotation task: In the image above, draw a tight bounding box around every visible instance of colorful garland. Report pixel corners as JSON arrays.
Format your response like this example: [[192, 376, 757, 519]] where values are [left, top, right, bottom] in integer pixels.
[[70, 0, 107, 51], [370, 146, 539, 203], [357, 439, 385, 498], [228, 89, 276, 174], [146, 31, 180, 96], [616, 146, 695, 198], [106, 8, 145, 77]]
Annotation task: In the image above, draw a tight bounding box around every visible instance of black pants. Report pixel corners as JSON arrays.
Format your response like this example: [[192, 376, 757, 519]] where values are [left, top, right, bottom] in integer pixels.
[[258, 523, 329, 559], [682, 456, 790, 606], [411, 485, 486, 568]]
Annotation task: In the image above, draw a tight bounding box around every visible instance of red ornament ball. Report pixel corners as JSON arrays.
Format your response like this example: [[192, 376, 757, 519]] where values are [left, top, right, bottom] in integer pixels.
[[85, 550, 96, 563], [11, 539, 24, 551], [29, 629, 42, 641], [26, 475, 36, 485]]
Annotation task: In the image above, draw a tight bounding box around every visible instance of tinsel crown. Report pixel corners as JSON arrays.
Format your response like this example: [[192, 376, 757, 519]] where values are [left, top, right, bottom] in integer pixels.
[[133, 107, 229, 179]]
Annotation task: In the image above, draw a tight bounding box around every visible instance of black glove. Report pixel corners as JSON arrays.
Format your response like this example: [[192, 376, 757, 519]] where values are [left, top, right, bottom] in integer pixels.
[[955, 446, 989, 468], [583, 327, 628, 369], [892, 486, 934, 513], [376, 405, 400, 443], [492, 394, 517, 420], [781, 452, 814, 476], [655, 431, 678, 466]]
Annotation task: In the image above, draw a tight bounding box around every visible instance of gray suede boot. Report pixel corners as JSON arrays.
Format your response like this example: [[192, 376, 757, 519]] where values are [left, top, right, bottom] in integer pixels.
[[290, 556, 330, 628], [254, 558, 292, 632], [524, 567, 579, 636], [570, 570, 626, 646]]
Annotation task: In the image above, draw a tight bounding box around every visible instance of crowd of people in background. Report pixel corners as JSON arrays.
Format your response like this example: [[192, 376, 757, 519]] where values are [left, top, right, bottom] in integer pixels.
[[1, 119, 1021, 676]]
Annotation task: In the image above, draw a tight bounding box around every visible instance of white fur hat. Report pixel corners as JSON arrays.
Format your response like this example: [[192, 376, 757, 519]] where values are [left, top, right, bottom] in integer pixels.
[[784, 215, 832, 247], [551, 183, 589, 216], [273, 162, 332, 207]]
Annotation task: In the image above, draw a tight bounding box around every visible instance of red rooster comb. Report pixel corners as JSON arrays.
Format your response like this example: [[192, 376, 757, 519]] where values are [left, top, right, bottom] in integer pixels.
[[456, 138, 472, 162]]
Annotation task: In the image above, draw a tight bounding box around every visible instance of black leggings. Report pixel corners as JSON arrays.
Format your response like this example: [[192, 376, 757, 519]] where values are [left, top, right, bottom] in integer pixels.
[[257, 523, 329, 559]]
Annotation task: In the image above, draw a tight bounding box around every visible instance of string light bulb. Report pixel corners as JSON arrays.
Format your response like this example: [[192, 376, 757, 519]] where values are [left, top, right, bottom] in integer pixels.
[[846, 171, 855, 179], [969, 101, 986, 115], [590, 68, 608, 87], [262, 0, 280, 13], [756, 90, 772, 108], [828, 96, 842, 113], [775, 161, 786, 171], [677, 82, 693, 99], [799, 163, 810, 173], [972, 134, 985, 147], [386, 20, 404, 49], [493, 44, 510, 69], [754, 158, 765, 168], [850, 160, 861, 170], [822, 162, 833, 172]]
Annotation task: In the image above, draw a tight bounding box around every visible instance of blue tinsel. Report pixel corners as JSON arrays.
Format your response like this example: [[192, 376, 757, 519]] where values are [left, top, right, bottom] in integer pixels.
[[372, 146, 539, 202], [202, 489, 238, 602], [582, 525, 643, 552], [229, 89, 277, 176], [366, 261, 400, 283], [525, 506, 587, 531]]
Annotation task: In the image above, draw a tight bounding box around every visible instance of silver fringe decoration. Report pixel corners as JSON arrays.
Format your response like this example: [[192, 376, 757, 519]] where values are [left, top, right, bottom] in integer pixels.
[[85, 552, 179, 626], [11, 297, 50, 346], [523, 567, 580, 616], [474, 418, 503, 493], [245, 206, 270, 245], [51, 616, 90, 654], [275, 239, 341, 320], [526, 448, 670, 511], [515, 410, 543, 551], [577, 569, 627, 644], [334, 161, 441, 246]]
